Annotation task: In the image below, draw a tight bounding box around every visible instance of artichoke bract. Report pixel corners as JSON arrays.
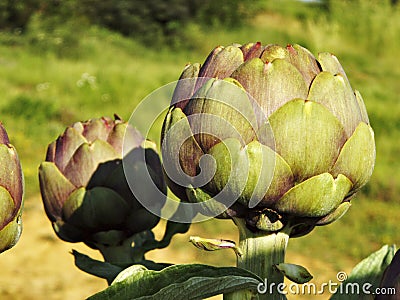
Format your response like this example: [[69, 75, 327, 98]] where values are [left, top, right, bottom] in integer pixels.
[[39, 116, 166, 247], [0, 122, 23, 253], [161, 43, 375, 236]]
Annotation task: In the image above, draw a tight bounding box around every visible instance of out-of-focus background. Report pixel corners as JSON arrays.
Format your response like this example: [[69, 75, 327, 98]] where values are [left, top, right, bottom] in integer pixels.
[[0, 0, 399, 299]]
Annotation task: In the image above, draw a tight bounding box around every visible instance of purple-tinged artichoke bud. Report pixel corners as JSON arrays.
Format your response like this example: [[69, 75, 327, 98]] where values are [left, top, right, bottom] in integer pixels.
[[39, 116, 166, 247], [0, 122, 24, 253], [161, 43, 375, 237]]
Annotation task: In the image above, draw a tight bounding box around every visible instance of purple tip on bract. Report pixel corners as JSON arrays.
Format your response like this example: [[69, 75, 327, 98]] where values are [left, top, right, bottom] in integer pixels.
[[0, 122, 10, 145]]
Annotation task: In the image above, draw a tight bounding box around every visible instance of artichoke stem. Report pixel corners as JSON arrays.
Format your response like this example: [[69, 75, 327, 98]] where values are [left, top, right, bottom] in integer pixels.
[[96, 237, 145, 268], [224, 218, 290, 300]]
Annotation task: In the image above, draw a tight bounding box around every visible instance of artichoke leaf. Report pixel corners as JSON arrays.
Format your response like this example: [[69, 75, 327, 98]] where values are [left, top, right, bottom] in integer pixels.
[[0, 144, 23, 209], [53, 126, 87, 171], [308, 71, 363, 137], [108, 123, 143, 155], [0, 213, 22, 252], [287, 44, 320, 87], [161, 107, 204, 180], [256, 146, 294, 208], [207, 139, 290, 209], [232, 58, 308, 119], [198, 45, 244, 81], [62, 187, 129, 229], [82, 118, 113, 143], [260, 44, 290, 63], [39, 161, 76, 222], [172, 63, 200, 110], [355, 90, 370, 124], [0, 186, 16, 229], [205, 138, 246, 205], [0, 124, 9, 144], [269, 99, 347, 181], [240, 42, 263, 61], [332, 122, 375, 191], [316, 201, 351, 226], [186, 186, 228, 217], [123, 152, 166, 212], [186, 77, 257, 152], [63, 139, 119, 187], [53, 219, 87, 243], [125, 209, 160, 234], [318, 52, 349, 82], [274, 173, 352, 217]]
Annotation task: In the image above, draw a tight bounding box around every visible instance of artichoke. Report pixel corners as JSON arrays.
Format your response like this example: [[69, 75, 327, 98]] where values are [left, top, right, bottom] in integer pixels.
[[161, 43, 375, 236], [39, 116, 166, 247], [0, 122, 23, 253]]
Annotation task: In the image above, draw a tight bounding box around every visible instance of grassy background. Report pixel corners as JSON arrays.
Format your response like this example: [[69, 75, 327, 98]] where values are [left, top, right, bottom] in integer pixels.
[[0, 0, 399, 298]]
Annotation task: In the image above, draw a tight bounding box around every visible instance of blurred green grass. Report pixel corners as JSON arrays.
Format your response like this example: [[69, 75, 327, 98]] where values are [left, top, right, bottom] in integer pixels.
[[0, 0, 399, 294]]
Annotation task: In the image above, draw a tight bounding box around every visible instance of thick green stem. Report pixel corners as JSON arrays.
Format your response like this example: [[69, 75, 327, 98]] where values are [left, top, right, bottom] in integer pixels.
[[96, 235, 145, 267], [224, 218, 290, 300]]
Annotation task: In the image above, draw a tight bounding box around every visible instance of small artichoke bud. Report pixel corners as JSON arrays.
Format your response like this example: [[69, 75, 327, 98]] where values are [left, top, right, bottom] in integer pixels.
[[0, 122, 24, 253], [39, 116, 166, 247], [275, 263, 313, 284], [161, 43, 375, 237]]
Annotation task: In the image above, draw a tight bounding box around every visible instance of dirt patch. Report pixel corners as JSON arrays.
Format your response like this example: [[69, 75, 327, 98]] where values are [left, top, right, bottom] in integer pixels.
[[0, 196, 107, 300]]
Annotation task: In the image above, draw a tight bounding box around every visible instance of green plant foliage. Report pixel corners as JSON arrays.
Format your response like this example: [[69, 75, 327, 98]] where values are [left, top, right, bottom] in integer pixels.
[[330, 245, 396, 300], [26, 0, 262, 47], [0, 0, 41, 31], [72, 250, 124, 284], [80, 0, 190, 46], [88, 264, 261, 300], [1, 94, 61, 123], [189, 0, 262, 28]]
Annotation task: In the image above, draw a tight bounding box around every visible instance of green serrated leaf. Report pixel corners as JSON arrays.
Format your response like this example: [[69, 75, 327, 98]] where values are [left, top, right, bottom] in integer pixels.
[[88, 264, 262, 300], [72, 250, 123, 284], [330, 245, 396, 300]]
